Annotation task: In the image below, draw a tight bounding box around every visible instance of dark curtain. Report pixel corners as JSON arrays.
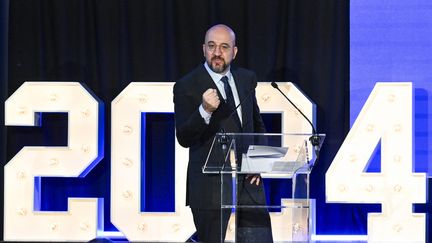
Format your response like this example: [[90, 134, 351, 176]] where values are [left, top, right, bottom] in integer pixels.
[[2, 0, 352, 237], [0, 0, 9, 241]]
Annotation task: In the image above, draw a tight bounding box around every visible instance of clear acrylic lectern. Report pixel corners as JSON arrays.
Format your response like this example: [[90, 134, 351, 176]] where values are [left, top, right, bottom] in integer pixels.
[[203, 133, 325, 243]]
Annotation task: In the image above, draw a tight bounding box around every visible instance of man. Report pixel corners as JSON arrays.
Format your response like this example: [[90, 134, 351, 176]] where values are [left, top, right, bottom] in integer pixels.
[[173, 24, 273, 243]]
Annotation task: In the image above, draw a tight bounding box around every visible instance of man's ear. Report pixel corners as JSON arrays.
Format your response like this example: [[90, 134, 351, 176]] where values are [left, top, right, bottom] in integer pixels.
[[202, 44, 206, 57], [233, 46, 238, 60]]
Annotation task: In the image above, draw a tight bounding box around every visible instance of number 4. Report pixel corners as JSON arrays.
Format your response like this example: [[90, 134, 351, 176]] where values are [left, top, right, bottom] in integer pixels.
[[326, 82, 426, 242]]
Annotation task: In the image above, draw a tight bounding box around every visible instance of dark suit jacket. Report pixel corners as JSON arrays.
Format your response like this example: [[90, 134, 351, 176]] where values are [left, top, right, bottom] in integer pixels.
[[173, 64, 266, 209]]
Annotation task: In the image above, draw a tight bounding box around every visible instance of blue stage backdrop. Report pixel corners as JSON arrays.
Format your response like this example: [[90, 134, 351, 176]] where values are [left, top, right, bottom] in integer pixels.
[[349, 0, 432, 237], [351, 0, 431, 175]]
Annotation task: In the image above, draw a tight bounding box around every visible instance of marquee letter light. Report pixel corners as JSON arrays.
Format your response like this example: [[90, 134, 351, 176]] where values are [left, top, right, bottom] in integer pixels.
[[4, 82, 104, 241], [252, 82, 316, 242], [256, 82, 316, 168], [326, 82, 426, 242], [111, 82, 316, 242], [4, 81, 315, 241], [111, 82, 195, 241]]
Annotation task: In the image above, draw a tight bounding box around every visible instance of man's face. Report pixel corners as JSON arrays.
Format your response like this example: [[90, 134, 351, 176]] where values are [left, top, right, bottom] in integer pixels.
[[203, 27, 238, 74]]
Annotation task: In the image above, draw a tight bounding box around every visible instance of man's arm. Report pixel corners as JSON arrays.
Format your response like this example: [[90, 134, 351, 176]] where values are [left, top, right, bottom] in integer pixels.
[[173, 82, 220, 148]]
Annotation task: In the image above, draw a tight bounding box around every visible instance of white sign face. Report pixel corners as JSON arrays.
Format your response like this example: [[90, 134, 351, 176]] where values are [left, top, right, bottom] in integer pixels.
[[110, 82, 195, 241], [256, 82, 316, 167], [326, 82, 426, 242], [5, 81, 309, 242], [7, 81, 425, 241], [110, 82, 314, 242], [4, 82, 103, 241]]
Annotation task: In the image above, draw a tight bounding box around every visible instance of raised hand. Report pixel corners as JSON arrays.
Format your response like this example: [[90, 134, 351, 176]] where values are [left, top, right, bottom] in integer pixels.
[[202, 88, 220, 113]]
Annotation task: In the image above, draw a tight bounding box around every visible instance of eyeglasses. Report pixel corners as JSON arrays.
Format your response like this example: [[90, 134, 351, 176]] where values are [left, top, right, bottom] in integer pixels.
[[206, 42, 232, 53]]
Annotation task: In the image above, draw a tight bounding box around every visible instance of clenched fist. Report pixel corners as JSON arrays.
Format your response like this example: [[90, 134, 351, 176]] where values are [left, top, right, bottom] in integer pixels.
[[202, 88, 220, 113]]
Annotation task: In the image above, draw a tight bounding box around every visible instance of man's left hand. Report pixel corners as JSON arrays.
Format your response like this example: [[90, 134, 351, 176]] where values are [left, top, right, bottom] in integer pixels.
[[246, 174, 261, 185]]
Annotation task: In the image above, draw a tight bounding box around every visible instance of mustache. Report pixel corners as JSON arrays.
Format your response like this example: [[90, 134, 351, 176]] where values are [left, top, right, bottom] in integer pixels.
[[211, 56, 224, 62]]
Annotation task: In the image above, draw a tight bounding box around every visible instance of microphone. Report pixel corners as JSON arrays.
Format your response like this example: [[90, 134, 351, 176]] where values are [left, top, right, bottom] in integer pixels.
[[270, 82, 321, 165]]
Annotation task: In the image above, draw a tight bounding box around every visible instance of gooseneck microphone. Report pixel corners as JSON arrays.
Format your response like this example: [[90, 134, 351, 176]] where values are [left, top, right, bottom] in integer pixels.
[[270, 82, 321, 165]]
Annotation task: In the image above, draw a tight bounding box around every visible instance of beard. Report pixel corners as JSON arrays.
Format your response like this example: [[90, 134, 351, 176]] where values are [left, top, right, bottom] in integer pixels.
[[208, 56, 229, 73]]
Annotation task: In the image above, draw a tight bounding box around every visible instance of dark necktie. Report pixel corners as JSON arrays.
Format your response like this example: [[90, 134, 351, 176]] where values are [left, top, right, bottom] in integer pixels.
[[221, 76, 241, 126]]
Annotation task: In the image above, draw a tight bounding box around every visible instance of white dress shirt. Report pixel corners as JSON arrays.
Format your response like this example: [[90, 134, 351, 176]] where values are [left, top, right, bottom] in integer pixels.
[[199, 62, 242, 125]]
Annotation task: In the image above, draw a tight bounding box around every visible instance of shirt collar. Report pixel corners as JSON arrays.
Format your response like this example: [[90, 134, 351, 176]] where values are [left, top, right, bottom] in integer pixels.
[[204, 62, 232, 84]]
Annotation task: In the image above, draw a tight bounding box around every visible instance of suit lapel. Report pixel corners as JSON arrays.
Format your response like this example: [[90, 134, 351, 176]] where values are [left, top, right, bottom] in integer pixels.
[[231, 68, 248, 128], [199, 64, 246, 131], [196, 65, 225, 102], [231, 68, 246, 104]]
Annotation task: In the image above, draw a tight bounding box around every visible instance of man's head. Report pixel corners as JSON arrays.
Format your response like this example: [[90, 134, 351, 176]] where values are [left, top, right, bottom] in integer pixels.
[[203, 24, 238, 74]]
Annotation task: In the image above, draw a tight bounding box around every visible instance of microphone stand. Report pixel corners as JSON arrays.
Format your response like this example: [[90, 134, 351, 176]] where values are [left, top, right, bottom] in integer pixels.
[[270, 82, 321, 168], [218, 128, 230, 172]]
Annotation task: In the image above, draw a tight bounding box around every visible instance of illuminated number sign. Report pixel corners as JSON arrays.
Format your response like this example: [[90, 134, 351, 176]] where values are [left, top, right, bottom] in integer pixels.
[[326, 82, 426, 242], [4, 82, 312, 241], [4, 81, 424, 241], [4, 83, 103, 241]]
